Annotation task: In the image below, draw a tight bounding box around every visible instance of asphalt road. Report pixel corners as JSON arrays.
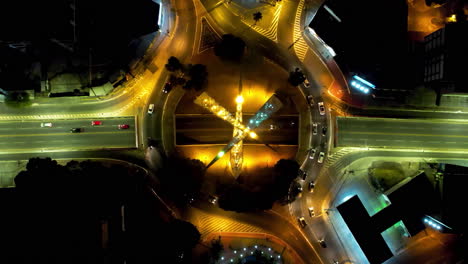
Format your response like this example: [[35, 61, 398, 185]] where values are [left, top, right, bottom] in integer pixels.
[[337, 116, 468, 150], [175, 115, 299, 145], [0, 117, 136, 153]]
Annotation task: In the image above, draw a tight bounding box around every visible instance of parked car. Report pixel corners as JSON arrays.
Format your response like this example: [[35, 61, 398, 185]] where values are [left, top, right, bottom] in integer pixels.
[[71, 128, 83, 133], [318, 102, 326, 115], [308, 207, 315, 217], [148, 104, 155, 114], [91, 121, 102, 126], [298, 217, 307, 228], [309, 148, 317, 159], [298, 169, 307, 180], [307, 95, 315, 107], [318, 152, 325, 163], [322, 126, 327, 136], [313, 123, 318, 135], [303, 78, 310, 87], [308, 181, 315, 193], [118, 124, 130, 129], [41, 122, 52, 127]]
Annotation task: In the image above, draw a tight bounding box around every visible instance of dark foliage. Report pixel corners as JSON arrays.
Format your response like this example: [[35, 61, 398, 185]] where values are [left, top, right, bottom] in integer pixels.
[[214, 34, 246, 62], [288, 68, 306, 86], [183, 64, 208, 91], [2, 157, 202, 264], [165, 56, 182, 72], [158, 156, 206, 206], [209, 236, 224, 261], [253, 12, 263, 23], [218, 184, 274, 212], [270, 159, 300, 202]]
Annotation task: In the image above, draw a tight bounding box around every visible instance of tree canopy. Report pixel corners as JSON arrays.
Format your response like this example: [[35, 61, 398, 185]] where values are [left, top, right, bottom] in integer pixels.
[[158, 156, 206, 206], [214, 34, 246, 62]]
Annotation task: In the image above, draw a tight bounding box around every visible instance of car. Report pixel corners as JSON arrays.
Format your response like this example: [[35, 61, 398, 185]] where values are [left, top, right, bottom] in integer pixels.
[[298, 169, 307, 180], [322, 126, 327, 136], [71, 128, 83, 133], [91, 121, 102, 126], [318, 239, 327, 248], [298, 217, 307, 228], [303, 78, 310, 87], [313, 123, 318, 135], [148, 104, 155, 114], [308, 207, 315, 217], [269, 124, 278, 130], [318, 102, 326, 115], [318, 152, 325, 163], [41, 123, 52, 127], [309, 148, 317, 159], [118, 124, 130, 129], [307, 95, 315, 107], [308, 181, 315, 193], [162, 82, 173, 93], [208, 195, 218, 204]]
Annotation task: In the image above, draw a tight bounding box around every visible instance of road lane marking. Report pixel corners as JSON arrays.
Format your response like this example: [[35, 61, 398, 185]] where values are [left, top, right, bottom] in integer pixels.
[[341, 131, 468, 139], [0, 131, 134, 138]]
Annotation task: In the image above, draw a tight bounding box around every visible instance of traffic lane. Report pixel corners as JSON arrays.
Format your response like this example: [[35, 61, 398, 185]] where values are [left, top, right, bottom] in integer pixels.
[[0, 130, 136, 151], [338, 117, 468, 135], [0, 118, 135, 133], [337, 131, 468, 149]]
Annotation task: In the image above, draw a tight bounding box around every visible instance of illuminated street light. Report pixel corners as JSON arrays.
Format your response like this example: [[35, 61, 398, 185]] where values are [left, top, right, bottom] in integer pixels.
[[235, 95, 244, 104]]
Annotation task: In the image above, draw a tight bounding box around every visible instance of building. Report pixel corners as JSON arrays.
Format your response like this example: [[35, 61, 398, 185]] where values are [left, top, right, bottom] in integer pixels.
[[309, 0, 410, 102], [423, 21, 468, 104]]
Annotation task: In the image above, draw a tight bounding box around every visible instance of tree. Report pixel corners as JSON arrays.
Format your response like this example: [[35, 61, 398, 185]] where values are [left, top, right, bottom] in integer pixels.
[[158, 156, 206, 206], [270, 159, 300, 203], [253, 12, 263, 25], [214, 34, 246, 62], [218, 184, 274, 212], [165, 56, 182, 72], [209, 236, 224, 262], [288, 68, 306, 86], [188, 64, 208, 91]]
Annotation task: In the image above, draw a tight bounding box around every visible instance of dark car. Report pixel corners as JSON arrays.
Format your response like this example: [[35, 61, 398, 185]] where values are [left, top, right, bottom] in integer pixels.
[[71, 128, 83, 133], [162, 82, 173, 93], [298, 217, 307, 228], [308, 181, 315, 193], [318, 239, 327, 248], [322, 126, 327, 136], [298, 169, 307, 180]]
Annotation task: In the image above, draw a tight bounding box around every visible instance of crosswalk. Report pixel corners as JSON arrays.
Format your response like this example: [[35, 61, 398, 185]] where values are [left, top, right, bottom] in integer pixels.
[[241, 3, 283, 42], [293, 0, 309, 61], [190, 208, 266, 238]]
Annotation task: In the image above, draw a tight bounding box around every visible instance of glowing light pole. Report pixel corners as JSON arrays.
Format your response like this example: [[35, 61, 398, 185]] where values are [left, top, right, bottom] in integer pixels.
[[231, 95, 244, 177]]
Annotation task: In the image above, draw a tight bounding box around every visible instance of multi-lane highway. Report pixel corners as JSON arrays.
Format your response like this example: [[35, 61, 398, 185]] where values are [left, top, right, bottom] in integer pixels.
[[337, 116, 468, 150], [0, 117, 136, 153]]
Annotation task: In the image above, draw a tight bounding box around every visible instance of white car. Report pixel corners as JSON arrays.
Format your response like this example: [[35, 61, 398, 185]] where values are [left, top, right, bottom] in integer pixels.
[[309, 148, 317, 159], [312, 123, 318, 135], [41, 123, 52, 127], [318, 152, 325, 163], [308, 207, 315, 217], [148, 104, 155, 114], [318, 102, 325, 115]]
